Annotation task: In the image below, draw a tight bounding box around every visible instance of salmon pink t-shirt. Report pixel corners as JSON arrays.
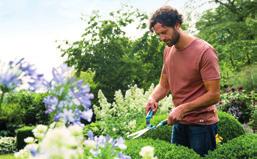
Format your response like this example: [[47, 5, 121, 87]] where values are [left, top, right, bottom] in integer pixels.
[[162, 38, 220, 125]]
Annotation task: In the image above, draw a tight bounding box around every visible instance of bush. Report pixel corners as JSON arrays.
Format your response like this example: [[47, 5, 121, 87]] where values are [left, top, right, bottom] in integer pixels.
[[92, 85, 172, 137], [0, 137, 16, 154], [131, 111, 245, 144], [4, 91, 50, 125], [226, 64, 257, 91], [217, 89, 255, 123], [125, 138, 200, 159], [205, 134, 257, 159], [249, 108, 257, 133], [217, 111, 245, 143], [16, 126, 34, 150], [0, 91, 50, 136], [136, 113, 171, 142]]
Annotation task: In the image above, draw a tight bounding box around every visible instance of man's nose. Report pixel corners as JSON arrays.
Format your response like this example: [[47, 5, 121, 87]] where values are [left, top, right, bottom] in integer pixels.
[[159, 36, 166, 41]]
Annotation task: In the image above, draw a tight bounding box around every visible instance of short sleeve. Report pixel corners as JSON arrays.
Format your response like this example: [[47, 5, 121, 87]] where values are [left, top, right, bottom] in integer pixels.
[[199, 48, 220, 81]]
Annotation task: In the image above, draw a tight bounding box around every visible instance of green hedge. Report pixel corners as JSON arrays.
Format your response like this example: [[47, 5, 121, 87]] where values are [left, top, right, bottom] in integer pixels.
[[205, 134, 257, 159], [133, 112, 244, 144], [16, 126, 34, 150], [125, 138, 200, 159], [4, 91, 50, 125], [217, 111, 245, 143], [0, 91, 50, 136], [137, 113, 171, 142]]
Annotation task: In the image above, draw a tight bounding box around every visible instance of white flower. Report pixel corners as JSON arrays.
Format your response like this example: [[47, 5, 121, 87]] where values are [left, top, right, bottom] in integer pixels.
[[14, 149, 31, 159], [24, 137, 35, 144], [24, 143, 38, 153], [84, 140, 97, 149], [68, 125, 83, 137], [139, 146, 157, 159], [128, 120, 136, 129], [38, 127, 82, 159], [32, 125, 48, 140]]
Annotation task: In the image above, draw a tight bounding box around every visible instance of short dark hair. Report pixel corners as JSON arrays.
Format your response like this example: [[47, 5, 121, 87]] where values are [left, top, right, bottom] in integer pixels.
[[149, 6, 183, 32]]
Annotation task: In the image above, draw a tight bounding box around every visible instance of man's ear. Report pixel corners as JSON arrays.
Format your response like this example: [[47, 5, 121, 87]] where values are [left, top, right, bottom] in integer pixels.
[[174, 23, 181, 30]]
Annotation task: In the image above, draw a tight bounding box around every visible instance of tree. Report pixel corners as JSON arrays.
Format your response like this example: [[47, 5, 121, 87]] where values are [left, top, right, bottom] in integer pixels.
[[196, 0, 257, 73], [60, 6, 164, 101]]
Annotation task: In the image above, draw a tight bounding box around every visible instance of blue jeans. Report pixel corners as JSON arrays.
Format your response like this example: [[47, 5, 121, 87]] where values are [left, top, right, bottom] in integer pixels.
[[171, 123, 217, 157]]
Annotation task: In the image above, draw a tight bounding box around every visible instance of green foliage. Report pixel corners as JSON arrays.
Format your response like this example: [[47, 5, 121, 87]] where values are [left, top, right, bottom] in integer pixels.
[[218, 89, 256, 123], [249, 108, 257, 133], [0, 137, 16, 154], [90, 85, 172, 138], [4, 91, 49, 125], [74, 70, 98, 91], [0, 91, 49, 136], [137, 113, 172, 142], [196, 0, 257, 85], [217, 111, 245, 143], [16, 126, 34, 150], [132, 111, 245, 143], [205, 134, 257, 159], [125, 138, 200, 159], [226, 64, 257, 91], [60, 6, 164, 101]]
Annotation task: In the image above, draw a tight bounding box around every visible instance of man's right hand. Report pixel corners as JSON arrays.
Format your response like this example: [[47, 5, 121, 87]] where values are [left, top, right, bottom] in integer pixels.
[[145, 97, 158, 114]]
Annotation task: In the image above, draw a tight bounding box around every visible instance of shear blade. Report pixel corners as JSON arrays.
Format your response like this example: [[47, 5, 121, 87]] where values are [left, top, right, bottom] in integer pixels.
[[131, 128, 150, 139], [127, 128, 149, 138]]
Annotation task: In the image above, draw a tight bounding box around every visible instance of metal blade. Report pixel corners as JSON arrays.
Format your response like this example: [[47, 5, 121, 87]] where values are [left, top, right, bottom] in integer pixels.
[[127, 128, 149, 138], [131, 128, 151, 139]]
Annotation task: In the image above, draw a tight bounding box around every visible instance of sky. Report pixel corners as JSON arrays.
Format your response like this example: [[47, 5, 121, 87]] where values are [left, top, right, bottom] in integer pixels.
[[0, 0, 200, 80]]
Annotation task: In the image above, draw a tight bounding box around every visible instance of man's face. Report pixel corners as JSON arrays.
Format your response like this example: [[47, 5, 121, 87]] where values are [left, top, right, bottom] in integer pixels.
[[153, 23, 180, 47]]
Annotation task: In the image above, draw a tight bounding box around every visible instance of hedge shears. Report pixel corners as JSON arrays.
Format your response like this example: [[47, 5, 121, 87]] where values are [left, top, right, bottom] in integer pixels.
[[127, 109, 168, 139]]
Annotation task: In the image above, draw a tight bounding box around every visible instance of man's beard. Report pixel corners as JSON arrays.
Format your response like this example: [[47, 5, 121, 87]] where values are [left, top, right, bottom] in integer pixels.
[[165, 31, 180, 47]]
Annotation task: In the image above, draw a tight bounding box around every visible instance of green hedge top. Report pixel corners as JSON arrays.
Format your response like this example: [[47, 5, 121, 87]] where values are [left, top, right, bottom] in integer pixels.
[[205, 134, 257, 159], [125, 138, 201, 159], [217, 111, 245, 143]]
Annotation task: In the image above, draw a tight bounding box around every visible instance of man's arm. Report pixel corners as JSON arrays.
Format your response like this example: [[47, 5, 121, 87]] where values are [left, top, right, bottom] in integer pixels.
[[168, 79, 220, 124], [145, 73, 170, 113]]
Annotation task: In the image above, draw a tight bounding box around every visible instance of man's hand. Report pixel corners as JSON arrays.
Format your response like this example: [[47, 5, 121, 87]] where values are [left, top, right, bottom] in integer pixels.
[[145, 97, 158, 114], [167, 104, 185, 125]]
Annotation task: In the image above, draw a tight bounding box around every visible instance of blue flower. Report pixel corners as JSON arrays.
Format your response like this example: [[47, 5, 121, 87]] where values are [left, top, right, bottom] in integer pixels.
[[43, 96, 58, 113]]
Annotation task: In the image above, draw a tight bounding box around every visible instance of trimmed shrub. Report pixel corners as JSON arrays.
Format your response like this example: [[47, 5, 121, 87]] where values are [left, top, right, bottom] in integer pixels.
[[4, 91, 50, 125], [0, 137, 16, 154], [125, 138, 200, 159], [136, 113, 171, 142], [16, 126, 34, 150], [205, 134, 257, 159], [0, 91, 50, 136], [217, 111, 245, 143], [133, 111, 245, 143]]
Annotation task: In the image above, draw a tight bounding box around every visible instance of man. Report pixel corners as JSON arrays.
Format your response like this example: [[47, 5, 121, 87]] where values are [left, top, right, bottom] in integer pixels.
[[145, 6, 220, 156]]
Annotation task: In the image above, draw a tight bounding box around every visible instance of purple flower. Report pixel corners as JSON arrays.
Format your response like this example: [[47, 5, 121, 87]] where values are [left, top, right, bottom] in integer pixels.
[[0, 71, 21, 91], [43, 96, 58, 113], [43, 64, 94, 126], [114, 137, 127, 150], [87, 131, 94, 140], [118, 153, 131, 159], [80, 109, 93, 122]]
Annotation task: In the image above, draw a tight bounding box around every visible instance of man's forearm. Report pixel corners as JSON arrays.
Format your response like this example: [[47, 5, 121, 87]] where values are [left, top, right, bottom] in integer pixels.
[[181, 91, 220, 114], [149, 84, 169, 102]]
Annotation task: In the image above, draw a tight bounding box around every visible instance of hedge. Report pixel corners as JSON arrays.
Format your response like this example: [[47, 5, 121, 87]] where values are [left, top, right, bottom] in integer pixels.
[[125, 138, 201, 159]]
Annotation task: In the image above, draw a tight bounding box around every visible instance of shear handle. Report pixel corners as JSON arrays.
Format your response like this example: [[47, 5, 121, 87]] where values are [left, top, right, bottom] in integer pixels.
[[146, 109, 154, 126]]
